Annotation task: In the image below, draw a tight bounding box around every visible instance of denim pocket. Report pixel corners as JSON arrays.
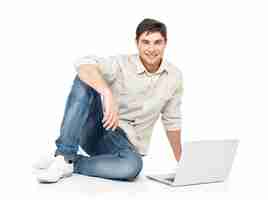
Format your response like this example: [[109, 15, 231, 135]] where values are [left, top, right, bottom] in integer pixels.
[[118, 130, 140, 154], [104, 127, 137, 154]]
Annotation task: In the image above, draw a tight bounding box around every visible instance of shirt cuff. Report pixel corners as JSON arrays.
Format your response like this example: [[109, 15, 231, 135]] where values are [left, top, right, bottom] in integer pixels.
[[167, 128, 181, 132]]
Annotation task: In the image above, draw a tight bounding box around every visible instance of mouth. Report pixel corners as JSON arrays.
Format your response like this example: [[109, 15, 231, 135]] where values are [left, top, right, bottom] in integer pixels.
[[145, 53, 158, 59]]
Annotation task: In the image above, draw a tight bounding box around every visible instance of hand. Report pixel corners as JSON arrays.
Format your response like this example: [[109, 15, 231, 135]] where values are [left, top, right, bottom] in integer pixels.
[[101, 89, 119, 131]]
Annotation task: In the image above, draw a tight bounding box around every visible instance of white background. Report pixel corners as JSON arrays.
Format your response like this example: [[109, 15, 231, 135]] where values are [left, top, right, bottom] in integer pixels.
[[0, 0, 267, 199]]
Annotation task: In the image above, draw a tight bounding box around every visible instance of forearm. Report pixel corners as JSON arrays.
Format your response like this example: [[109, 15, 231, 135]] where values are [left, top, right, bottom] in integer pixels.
[[166, 129, 182, 162], [78, 64, 110, 95]]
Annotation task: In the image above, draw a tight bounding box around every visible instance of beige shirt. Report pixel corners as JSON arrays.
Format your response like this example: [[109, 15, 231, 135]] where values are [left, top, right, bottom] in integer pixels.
[[74, 54, 183, 155]]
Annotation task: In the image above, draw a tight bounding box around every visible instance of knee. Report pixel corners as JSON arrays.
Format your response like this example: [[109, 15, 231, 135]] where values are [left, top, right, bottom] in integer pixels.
[[119, 153, 143, 181], [70, 75, 99, 103]]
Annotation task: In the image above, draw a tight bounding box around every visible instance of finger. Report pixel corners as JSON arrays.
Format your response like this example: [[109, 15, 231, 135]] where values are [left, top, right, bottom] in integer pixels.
[[112, 119, 118, 131], [107, 112, 118, 130], [107, 113, 117, 130], [102, 102, 110, 123], [102, 113, 111, 128], [113, 113, 119, 131], [102, 104, 112, 125], [102, 109, 110, 123], [103, 117, 111, 128], [107, 121, 115, 130], [103, 112, 114, 129], [107, 115, 117, 130], [102, 110, 108, 123]]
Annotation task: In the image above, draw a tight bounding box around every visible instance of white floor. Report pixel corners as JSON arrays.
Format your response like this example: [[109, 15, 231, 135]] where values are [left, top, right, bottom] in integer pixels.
[[2, 119, 266, 199], [1, 155, 239, 200], [18, 164, 228, 200], [2, 115, 267, 200], [33, 171, 230, 196]]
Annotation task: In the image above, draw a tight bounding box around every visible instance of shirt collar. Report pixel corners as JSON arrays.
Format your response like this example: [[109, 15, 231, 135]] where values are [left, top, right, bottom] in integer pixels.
[[134, 54, 168, 75]]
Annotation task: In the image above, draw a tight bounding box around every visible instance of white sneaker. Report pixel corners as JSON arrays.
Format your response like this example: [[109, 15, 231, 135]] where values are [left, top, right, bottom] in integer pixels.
[[36, 155, 73, 183], [32, 154, 55, 170], [33, 146, 87, 170]]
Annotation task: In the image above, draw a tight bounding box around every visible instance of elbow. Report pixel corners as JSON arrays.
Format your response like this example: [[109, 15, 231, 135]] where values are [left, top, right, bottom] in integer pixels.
[[77, 64, 99, 80]]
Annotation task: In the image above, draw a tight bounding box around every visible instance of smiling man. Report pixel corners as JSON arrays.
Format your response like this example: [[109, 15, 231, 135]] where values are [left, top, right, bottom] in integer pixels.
[[35, 18, 183, 183]]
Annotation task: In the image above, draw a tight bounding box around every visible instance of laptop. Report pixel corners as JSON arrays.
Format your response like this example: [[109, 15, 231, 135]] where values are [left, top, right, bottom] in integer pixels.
[[146, 139, 239, 187]]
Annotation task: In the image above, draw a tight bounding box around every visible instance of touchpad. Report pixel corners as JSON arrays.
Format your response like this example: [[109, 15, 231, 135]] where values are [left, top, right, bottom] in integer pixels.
[[165, 177, 175, 182], [163, 173, 176, 182]]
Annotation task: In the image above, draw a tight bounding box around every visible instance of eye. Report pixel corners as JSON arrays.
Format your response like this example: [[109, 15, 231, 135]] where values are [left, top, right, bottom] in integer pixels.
[[155, 40, 164, 45], [142, 40, 150, 45]]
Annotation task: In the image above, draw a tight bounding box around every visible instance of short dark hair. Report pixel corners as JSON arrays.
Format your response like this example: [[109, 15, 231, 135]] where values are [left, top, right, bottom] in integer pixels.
[[136, 18, 167, 42]]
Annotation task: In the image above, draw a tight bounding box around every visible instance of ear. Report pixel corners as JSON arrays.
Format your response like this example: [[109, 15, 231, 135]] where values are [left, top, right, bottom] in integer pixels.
[[164, 39, 167, 47], [135, 38, 139, 46]]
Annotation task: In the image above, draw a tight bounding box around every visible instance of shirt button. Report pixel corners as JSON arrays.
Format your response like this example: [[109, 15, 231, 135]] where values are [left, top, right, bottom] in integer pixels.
[[136, 135, 142, 140]]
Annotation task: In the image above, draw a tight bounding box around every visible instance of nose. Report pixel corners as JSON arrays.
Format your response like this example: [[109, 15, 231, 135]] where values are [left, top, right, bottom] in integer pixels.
[[147, 44, 155, 52]]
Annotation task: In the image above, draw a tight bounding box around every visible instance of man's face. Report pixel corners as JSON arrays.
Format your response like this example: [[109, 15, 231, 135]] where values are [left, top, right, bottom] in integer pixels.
[[136, 31, 167, 71]]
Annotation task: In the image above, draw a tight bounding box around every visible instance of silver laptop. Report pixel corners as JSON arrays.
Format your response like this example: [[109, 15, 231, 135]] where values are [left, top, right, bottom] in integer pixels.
[[146, 139, 239, 187]]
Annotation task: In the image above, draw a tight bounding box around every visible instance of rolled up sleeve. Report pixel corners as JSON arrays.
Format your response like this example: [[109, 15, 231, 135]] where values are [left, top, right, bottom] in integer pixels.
[[73, 54, 120, 85], [161, 74, 183, 132]]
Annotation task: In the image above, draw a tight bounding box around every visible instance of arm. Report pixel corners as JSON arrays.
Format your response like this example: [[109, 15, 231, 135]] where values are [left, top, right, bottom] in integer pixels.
[[166, 129, 182, 162], [78, 63, 110, 95], [161, 70, 183, 162], [78, 64, 119, 131]]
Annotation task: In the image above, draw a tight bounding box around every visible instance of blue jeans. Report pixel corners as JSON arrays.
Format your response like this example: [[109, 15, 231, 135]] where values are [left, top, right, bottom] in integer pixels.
[[55, 75, 143, 181]]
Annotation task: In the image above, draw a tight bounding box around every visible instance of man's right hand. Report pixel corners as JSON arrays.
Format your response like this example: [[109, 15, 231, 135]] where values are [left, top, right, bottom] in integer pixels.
[[101, 88, 119, 131], [78, 64, 119, 131]]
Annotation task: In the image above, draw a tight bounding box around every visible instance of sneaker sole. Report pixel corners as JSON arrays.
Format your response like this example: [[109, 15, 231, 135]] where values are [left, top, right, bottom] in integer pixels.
[[37, 172, 73, 183]]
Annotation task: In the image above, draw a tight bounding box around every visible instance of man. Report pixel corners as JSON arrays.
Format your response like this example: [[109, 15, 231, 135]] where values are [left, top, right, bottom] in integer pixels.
[[34, 18, 183, 183]]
